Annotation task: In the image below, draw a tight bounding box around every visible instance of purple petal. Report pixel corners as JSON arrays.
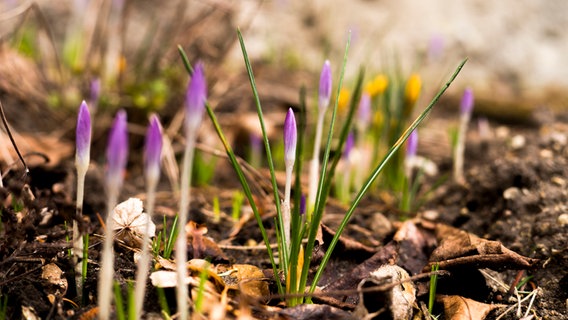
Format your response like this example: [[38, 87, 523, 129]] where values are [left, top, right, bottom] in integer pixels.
[[299, 194, 306, 216], [106, 110, 128, 187], [185, 61, 207, 134], [343, 131, 355, 159], [144, 114, 163, 180], [319, 60, 332, 110], [460, 87, 474, 116], [76, 100, 92, 166], [283, 108, 297, 164], [406, 129, 418, 159], [357, 93, 372, 127]]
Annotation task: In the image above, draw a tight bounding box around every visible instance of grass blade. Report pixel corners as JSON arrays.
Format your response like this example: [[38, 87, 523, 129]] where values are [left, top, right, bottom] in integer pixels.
[[236, 29, 288, 274]]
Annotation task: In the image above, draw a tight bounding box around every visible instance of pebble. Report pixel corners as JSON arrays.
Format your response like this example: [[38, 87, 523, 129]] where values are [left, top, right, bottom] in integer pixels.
[[558, 213, 568, 227], [503, 187, 521, 200], [421, 210, 439, 221], [510, 135, 526, 150], [540, 149, 553, 159]]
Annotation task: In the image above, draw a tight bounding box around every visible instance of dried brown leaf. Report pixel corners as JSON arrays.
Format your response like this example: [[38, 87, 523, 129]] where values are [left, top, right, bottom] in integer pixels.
[[438, 295, 503, 320]]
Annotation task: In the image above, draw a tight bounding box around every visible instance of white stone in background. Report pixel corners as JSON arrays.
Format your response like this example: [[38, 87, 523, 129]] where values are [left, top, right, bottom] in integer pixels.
[[236, 0, 568, 100], [503, 187, 521, 200], [510, 135, 526, 150], [558, 213, 568, 227], [496, 126, 510, 139]]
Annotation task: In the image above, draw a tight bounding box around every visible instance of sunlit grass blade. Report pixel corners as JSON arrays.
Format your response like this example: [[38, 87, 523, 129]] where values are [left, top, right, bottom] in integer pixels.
[[236, 29, 288, 274], [177, 45, 284, 294], [163, 215, 178, 259], [428, 262, 439, 314], [308, 58, 468, 295]]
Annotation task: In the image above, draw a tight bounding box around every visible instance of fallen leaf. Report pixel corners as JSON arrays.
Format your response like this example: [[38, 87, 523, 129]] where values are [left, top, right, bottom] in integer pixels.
[[354, 264, 416, 320], [278, 304, 358, 320], [41, 263, 68, 297], [218, 264, 270, 302], [426, 224, 539, 271], [438, 295, 502, 320], [112, 197, 156, 248]]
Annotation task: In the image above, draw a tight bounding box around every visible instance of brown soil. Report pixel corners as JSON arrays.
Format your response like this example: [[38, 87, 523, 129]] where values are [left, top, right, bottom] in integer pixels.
[[0, 94, 566, 319]]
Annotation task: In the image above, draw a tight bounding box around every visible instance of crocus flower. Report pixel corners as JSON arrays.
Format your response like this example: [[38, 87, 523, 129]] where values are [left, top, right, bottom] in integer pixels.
[[75, 101, 91, 170], [357, 93, 372, 130], [299, 194, 306, 216], [406, 129, 418, 159], [99, 109, 128, 320], [283, 108, 297, 250], [337, 88, 351, 112], [284, 108, 297, 167], [365, 74, 388, 97], [185, 61, 207, 135], [106, 110, 128, 188], [404, 73, 422, 105], [460, 87, 474, 116], [144, 114, 163, 184], [319, 60, 332, 111], [343, 131, 355, 159]]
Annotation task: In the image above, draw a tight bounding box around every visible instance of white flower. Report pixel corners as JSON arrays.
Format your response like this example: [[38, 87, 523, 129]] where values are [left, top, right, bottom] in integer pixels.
[[112, 198, 156, 246]]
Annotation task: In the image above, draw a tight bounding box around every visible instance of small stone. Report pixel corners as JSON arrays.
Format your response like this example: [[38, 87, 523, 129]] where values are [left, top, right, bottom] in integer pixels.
[[503, 187, 521, 200], [510, 135, 526, 150], [558, 213, 568, 227], [421, 210, 439, 221], [370, 212, 393, 239], [551, 176, 566, 187], [496, 126, 510, 139], [540, 149, 553, 159]]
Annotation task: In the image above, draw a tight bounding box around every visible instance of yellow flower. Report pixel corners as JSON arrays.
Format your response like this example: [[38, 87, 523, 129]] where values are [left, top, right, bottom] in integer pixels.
[[365, 74, 388, 97], [337, 88, 351, 113], [404, 73, 421, 105]]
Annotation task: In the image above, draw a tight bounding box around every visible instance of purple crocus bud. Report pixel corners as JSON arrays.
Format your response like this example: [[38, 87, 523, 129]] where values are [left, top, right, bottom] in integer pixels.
[[343, 131, 355, 159], [299, 194, 306, 216], [106, 110, 128, 187], [357, 93, 372, 128], [460, 87, 474, 116], [283, 108, 297, 166], [319, 60, 332, 111], [144, 114, 163, 183], [185, 61, 207, 135], [75, 101, 92, 169], [406, 129, 418, 159]]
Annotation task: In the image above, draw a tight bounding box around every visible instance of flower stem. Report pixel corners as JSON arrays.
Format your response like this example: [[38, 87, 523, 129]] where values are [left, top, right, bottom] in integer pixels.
[[176, 132, 196, 320]]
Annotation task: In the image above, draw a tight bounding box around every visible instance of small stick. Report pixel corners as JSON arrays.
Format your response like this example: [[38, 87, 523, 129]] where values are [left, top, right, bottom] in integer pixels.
[[0, 100, 28, 180]]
